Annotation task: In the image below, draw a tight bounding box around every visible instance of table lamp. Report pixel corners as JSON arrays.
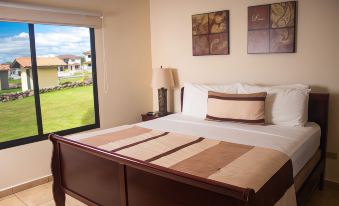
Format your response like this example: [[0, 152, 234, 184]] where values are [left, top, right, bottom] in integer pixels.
[[152, 68, 174, 116]]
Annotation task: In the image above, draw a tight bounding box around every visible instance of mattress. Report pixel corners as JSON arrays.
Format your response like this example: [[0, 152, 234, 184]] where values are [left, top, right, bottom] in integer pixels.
[[69, 113, 321, 177]]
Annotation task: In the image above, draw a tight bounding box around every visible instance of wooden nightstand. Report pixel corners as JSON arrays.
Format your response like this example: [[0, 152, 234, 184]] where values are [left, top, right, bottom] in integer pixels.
[[141, 113, 173, 122]]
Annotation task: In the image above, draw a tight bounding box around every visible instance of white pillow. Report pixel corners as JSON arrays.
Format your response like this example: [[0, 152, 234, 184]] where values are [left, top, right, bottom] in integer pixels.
[[182, 83, 238, 119], [238, 83, 311, 126], [270, 83, 309, 90]]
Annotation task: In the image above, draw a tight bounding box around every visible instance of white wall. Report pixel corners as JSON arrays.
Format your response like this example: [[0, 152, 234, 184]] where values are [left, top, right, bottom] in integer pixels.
[[0, 0, 152, 191], [20, 68, 29, 91], [150, 0, 339, 182], [0, 141, 52, 190]]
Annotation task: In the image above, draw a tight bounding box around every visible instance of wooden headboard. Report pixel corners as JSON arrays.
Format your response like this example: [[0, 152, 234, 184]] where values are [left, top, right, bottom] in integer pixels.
[[180, 87, 329, 155]]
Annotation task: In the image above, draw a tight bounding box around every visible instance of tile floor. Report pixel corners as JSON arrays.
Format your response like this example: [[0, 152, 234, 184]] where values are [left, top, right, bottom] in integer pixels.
[[0, 182, 338, 206], [0, 182, 85, 206]]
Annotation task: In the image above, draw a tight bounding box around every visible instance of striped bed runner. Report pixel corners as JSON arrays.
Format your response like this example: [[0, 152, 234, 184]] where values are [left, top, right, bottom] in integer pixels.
[[79, 126, 296, 206]]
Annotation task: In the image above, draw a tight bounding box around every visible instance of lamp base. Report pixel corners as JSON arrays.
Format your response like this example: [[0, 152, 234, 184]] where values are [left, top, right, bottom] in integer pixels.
[[158, 88, 168, 116]]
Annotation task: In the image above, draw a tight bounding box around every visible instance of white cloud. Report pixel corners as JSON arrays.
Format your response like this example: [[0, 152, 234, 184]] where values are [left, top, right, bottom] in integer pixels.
[[0, 27, 91, 64], [15, 32, 29, 39], [35, 27, 90, 57], [0, 32, 30, 63]]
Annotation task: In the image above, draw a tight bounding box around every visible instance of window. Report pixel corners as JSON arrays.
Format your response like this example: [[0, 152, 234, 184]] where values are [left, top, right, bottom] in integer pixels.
[[0, 22, 99, 149], [0, 22, 38, 144]]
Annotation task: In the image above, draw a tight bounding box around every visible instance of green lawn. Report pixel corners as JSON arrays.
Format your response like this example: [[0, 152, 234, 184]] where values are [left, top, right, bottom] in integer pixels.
[[0, 86, 95, 143], [0, 88, 21, 95], [8, 79, 22, 88], [9, 79, 21, 85], [59, 76, 84, 84], [59, 73, 92, 84]]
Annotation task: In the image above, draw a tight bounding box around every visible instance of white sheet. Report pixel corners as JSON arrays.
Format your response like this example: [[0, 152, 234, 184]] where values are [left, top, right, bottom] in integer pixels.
[[69, 113, 321, 177]]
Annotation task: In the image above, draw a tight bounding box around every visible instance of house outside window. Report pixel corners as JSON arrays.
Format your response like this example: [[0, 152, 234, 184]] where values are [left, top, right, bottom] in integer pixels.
[[83, 51, 92, 71], [57, 55, 82, 71]]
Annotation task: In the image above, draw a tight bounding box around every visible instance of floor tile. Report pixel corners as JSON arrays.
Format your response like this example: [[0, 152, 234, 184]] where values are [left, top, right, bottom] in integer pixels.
[[66, 195, 87, 206], [0, 195, 26, 206], [38, 196, 86, 206], [0, 194, 14, 201], [15, 182, 53, 206]]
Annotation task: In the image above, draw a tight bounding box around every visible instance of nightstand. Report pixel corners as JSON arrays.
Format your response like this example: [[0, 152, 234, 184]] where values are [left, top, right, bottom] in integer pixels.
[[141, 113, 173, 122]]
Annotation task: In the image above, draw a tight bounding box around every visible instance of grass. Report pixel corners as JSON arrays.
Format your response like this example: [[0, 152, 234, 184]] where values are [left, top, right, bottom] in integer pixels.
[[0, 86, 95, 143], [59, 76, 84, 84], [9, 79, 21, 85], [0, 88, 21, 95], [59, 73, 92, 84]]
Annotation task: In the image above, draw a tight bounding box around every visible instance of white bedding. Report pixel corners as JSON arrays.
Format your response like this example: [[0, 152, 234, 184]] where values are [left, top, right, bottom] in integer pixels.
[[69, 113, 321, 177]]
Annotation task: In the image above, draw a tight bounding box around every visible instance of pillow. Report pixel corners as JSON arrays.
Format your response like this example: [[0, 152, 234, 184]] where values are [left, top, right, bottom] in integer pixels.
[[182, 83, 238, 118], [238, 83, 309, 90], [206, 91, 267, 124], [278, 84, 309, 89], [238, 83, 311, 126]]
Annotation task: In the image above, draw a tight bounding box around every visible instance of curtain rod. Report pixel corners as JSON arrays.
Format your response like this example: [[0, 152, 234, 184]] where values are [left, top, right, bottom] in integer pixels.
[[0, 2, 102, 17]]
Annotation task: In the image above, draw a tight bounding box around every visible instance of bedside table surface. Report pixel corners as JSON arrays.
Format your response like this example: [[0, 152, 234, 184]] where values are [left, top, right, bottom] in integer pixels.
[[141, 113, 173, 121]]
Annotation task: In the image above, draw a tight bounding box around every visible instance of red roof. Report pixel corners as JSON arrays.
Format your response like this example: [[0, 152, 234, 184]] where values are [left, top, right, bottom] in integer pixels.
[[0, 64, 10, 71], [12, 57, 67, 68]]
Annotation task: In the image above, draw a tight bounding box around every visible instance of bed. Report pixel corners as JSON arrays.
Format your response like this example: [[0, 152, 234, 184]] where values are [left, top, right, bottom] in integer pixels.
[[49, 87, 329, 206]]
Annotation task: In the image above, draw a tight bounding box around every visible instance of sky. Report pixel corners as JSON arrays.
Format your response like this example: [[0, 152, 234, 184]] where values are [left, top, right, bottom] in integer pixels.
[[0, 22, 91, 64]]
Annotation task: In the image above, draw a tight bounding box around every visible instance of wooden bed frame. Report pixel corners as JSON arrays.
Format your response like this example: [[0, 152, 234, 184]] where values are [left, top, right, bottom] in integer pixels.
[[49, 88, 329, 206]]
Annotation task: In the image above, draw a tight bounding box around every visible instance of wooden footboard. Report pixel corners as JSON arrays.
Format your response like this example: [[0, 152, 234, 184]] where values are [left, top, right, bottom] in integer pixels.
[[50, 134, 255, 206]]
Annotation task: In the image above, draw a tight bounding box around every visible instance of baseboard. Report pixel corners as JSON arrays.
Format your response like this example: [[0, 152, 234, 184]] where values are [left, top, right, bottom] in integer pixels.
[[0, 175, 52, 198], [325, 180, 339, 190]]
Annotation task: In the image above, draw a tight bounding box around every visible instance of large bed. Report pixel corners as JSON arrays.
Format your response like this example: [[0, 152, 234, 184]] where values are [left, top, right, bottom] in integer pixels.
[[49, 88, 329, 206]]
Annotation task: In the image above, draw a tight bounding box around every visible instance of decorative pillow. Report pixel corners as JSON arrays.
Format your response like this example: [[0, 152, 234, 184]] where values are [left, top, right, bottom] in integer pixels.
[[238, 83, 311, 126], [206, 91, 267, 124], [182, 83, 238, 119]]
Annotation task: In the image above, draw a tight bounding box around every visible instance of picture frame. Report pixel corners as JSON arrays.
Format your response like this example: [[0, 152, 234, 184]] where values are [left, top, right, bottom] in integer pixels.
[[192, 10, 230, 56], [247, 1, 297, 54]]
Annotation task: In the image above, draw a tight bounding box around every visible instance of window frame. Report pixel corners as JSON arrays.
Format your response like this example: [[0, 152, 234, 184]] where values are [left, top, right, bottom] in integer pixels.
[[0, 23, 100, 150]]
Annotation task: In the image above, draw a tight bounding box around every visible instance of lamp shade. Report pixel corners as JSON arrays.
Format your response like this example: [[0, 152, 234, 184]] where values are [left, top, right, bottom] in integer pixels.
[[152, 68, 175, 89]]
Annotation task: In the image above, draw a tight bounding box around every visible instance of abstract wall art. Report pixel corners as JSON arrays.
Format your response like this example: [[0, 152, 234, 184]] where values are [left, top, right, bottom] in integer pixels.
[[192, 10, 229, 56], [248, 1, 297, 54]]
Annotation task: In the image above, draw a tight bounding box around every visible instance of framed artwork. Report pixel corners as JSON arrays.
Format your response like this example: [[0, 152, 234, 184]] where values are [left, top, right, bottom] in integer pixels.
[[248, 1, 296, 54], [192, 10, 229, 56]]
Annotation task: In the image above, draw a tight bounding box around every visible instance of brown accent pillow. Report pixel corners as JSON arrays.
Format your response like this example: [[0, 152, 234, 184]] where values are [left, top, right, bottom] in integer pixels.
[[206, 91, 267, 124]]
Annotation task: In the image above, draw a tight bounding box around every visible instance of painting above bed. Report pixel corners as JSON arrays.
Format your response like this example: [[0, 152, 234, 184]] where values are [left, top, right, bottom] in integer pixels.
[[192, 10, 229, 56], [248, 1, 297, 54]]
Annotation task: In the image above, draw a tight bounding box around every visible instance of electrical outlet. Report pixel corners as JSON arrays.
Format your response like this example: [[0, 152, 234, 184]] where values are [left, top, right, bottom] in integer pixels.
[[326, 152, 338, 160]]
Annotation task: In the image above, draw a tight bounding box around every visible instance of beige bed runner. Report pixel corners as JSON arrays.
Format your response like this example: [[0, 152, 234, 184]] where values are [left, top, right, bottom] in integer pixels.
[[79, 126, 296, 206]]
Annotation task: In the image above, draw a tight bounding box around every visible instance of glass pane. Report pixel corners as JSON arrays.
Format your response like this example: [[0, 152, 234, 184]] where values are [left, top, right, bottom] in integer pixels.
[[34, 24, 95, 133], [0, 22, 38, 142]]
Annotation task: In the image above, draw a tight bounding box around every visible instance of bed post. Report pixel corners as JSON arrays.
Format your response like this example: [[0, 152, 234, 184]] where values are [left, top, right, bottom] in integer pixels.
[[308, 93, 329, 190], [50, 134, 66, 206]]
